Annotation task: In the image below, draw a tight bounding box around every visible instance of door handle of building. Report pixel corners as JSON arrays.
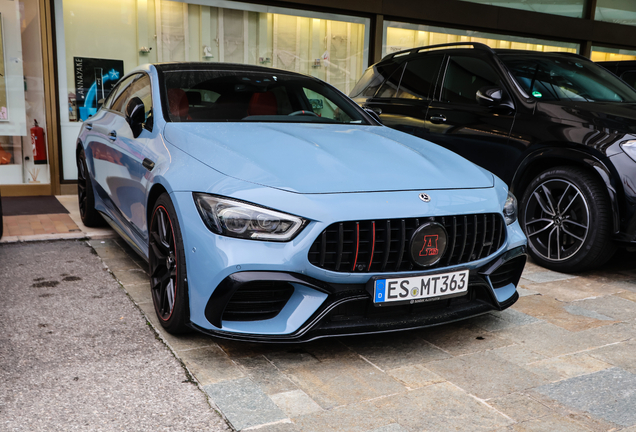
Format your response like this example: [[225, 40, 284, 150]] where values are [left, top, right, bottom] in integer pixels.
[[429, 115, 447, 124], [108, 131, 117, 141], [85, 123, 93, 131]]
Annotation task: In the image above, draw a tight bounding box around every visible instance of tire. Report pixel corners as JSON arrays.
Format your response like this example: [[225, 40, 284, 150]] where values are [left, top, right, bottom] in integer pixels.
[[520, 166, 616, 273], [76, 148, 104, 227], [149, 193, 190, 334]]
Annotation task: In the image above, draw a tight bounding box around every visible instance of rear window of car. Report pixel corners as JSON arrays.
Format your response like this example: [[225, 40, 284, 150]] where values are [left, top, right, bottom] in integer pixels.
[[159, 69, 371, 124], [501, 54, 636, 103]]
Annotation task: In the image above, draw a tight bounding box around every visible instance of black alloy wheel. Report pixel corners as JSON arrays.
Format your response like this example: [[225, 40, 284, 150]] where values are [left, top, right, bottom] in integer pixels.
[[76, 148, 103, 227], [149, 193, 190, 334], [521, 166, 615, 272]]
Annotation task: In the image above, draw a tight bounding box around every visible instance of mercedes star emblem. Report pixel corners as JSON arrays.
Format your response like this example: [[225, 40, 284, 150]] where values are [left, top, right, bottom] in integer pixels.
[[419, 193, 431, 202]]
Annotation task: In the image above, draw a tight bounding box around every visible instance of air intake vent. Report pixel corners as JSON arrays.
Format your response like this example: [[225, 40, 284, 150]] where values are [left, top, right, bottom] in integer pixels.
[[489, 256, 526, 289], [222, 281, 294, 322], [308, 214, 505, 273]]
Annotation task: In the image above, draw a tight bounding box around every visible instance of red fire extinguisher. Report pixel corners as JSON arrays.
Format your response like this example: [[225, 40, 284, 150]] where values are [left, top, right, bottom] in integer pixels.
[[31, 119, 47, 165]]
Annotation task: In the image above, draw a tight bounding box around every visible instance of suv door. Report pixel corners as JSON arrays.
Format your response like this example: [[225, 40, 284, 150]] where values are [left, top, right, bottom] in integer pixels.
[[364, 55, 444, 139], [425, 54, 517, 183]]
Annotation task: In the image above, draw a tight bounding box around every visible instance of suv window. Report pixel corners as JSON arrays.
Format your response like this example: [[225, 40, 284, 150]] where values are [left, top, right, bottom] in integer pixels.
[[396, 55, 443, 100], [441, 56, 499, 104], [376, 64, 406, 98], [502, 55, 636, 102], [350, 67, 385, 98]]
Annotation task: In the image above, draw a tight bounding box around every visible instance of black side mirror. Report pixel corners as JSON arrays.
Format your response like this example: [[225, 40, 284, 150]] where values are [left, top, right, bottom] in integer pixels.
[[125, 97, 145, 138], [476, 86, 504, 107], [364, 107, 382, 124]]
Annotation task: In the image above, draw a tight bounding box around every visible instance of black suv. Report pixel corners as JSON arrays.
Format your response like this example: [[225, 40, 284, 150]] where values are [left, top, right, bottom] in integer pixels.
[[351, 43, 636, 272]]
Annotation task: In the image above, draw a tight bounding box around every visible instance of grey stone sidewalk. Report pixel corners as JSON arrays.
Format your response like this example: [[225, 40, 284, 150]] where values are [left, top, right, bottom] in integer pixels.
[[92, 236, 636, 432], [0, 240, 230, 432]]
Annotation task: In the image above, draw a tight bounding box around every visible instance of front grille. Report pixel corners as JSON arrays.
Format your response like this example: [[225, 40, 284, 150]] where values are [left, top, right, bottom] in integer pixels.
[[489, 256, 526, 289], [222, 281, 294, 322], [308, 214, 505, 273]]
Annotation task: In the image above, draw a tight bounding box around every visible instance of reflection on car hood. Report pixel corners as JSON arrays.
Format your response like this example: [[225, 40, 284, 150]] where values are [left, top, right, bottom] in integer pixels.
[[163, 123, 494, 194]]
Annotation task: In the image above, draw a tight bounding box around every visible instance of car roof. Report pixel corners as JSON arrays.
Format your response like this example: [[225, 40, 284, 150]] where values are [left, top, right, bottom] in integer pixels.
[[153, 62, 304, 76], [377, 42, 588, 65]]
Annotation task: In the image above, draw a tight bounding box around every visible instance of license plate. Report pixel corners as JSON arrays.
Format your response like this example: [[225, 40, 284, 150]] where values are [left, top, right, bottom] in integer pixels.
[[373, 269, 469, 305]]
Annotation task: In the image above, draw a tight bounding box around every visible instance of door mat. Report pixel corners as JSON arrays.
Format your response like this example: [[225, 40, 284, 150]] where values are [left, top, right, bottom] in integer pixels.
[[1, 196, 70, 216]]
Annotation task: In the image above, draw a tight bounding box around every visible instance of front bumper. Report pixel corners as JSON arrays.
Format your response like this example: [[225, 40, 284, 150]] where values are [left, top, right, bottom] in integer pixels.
[[171, 189, 527, 342]]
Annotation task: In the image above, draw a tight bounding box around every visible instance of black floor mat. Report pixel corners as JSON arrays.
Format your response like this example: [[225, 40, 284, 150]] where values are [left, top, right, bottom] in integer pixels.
[[1, 196, 69, 216]]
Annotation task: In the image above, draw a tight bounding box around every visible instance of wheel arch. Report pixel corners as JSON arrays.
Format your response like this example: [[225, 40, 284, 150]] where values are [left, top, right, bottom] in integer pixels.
[[146, 183, 169, 230], [511, 147, 621, 234]]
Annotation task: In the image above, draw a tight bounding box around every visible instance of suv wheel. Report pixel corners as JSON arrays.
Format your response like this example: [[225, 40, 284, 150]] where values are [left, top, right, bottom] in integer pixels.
[[520, 166, 615, 272]]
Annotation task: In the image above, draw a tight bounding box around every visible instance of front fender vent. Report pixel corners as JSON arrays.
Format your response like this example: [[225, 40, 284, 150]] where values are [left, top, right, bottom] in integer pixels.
[[308, 213, 505, 273]]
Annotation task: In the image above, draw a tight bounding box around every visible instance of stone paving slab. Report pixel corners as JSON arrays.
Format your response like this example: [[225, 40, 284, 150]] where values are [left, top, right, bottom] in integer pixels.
[[204, 377, 288, 430], [87, 236, 636, 432], [537, 368, 636, 427]]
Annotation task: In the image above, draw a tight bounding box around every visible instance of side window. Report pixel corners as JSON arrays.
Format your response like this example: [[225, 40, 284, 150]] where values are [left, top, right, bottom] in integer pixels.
[[350, 66, 384, 98], [376, 63, 406, 98], [396, 55, 443, 100], [110, 74, 138, 113], [620, 71, 636, 89], [441, 56, 499, 104], [126, 74, 153, 122]]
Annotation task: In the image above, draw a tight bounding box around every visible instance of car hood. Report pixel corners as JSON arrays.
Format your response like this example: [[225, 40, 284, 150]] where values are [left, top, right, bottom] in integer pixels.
[[538, 101, 636, 135], [163, 123, 494, 194]]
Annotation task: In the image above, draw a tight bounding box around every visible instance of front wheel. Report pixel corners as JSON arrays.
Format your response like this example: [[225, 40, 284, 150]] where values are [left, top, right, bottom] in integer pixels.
[[149, 193, 190, 334], [520, 166, 616, 273]]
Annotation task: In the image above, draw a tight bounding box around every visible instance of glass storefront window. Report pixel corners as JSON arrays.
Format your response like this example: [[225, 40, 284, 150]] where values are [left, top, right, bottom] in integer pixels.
[[591, 47, 636, 62], [383, 22, 579, 58], [457, 0, 584, 18], [595, 1, 636, 27], [0, 0, 50, 186], [55, 0, 369, 180]]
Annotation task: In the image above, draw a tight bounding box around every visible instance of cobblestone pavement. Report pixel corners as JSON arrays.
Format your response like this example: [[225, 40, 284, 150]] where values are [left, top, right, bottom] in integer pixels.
[[91, 236, 636, 432]]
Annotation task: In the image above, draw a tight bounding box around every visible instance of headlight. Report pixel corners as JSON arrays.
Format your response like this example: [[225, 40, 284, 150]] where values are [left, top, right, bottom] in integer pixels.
[[193, 193, 307, 241], [621, 140, 636, 162], [503, 191, 517, 225]]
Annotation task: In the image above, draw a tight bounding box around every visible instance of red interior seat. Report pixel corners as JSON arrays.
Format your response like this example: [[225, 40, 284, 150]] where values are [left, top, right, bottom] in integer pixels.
[[248, 92, 278, 116], [167, 88, 189, 120]]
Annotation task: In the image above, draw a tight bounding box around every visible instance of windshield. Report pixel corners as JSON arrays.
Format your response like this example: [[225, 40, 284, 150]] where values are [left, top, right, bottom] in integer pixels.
[[500, 54, 636, 103], [160, 69, 371, 124]]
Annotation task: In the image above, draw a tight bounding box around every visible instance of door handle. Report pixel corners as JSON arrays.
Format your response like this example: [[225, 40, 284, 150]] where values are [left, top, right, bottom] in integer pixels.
[[142, 158, 155, 171], [108, 130, 117, 141], [429, 115, 447, 124], [85, 123, 93, 130]]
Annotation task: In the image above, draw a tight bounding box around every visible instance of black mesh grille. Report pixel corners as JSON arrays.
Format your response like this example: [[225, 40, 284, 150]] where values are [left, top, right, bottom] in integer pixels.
[[222, 281, 294, 322], [489, 256, 526, 289], [308, 214, 506, 273]]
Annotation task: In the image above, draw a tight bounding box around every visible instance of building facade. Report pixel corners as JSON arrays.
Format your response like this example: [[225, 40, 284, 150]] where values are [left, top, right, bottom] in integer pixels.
[[1, 0, 636, 196]]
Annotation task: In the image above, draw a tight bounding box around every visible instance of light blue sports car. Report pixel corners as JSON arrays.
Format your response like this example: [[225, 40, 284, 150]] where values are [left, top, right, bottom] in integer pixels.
[[76, 62, 527, 342]]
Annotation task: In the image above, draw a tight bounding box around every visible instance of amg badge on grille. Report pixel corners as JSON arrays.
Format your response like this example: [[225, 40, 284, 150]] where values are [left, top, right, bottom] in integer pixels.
[[410, 222, 447, 267]]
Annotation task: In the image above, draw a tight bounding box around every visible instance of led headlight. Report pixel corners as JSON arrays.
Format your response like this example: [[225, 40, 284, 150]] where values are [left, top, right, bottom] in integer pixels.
[[503, 191, 518, 225], [193, 193, 307, 241], [621, 140, 636, 163]]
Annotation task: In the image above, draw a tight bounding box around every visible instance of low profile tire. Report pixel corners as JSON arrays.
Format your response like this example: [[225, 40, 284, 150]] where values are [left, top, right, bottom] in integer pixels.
[[76, 148, 104, 227], [149, 193, 190, 334], [520, 166, 616, 273]]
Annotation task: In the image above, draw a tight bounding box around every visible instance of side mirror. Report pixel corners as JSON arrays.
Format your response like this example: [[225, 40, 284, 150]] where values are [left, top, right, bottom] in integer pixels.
[[476, 86, 504, 107], [364, 107, 382, 124], [125, 97, 145, 138]]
